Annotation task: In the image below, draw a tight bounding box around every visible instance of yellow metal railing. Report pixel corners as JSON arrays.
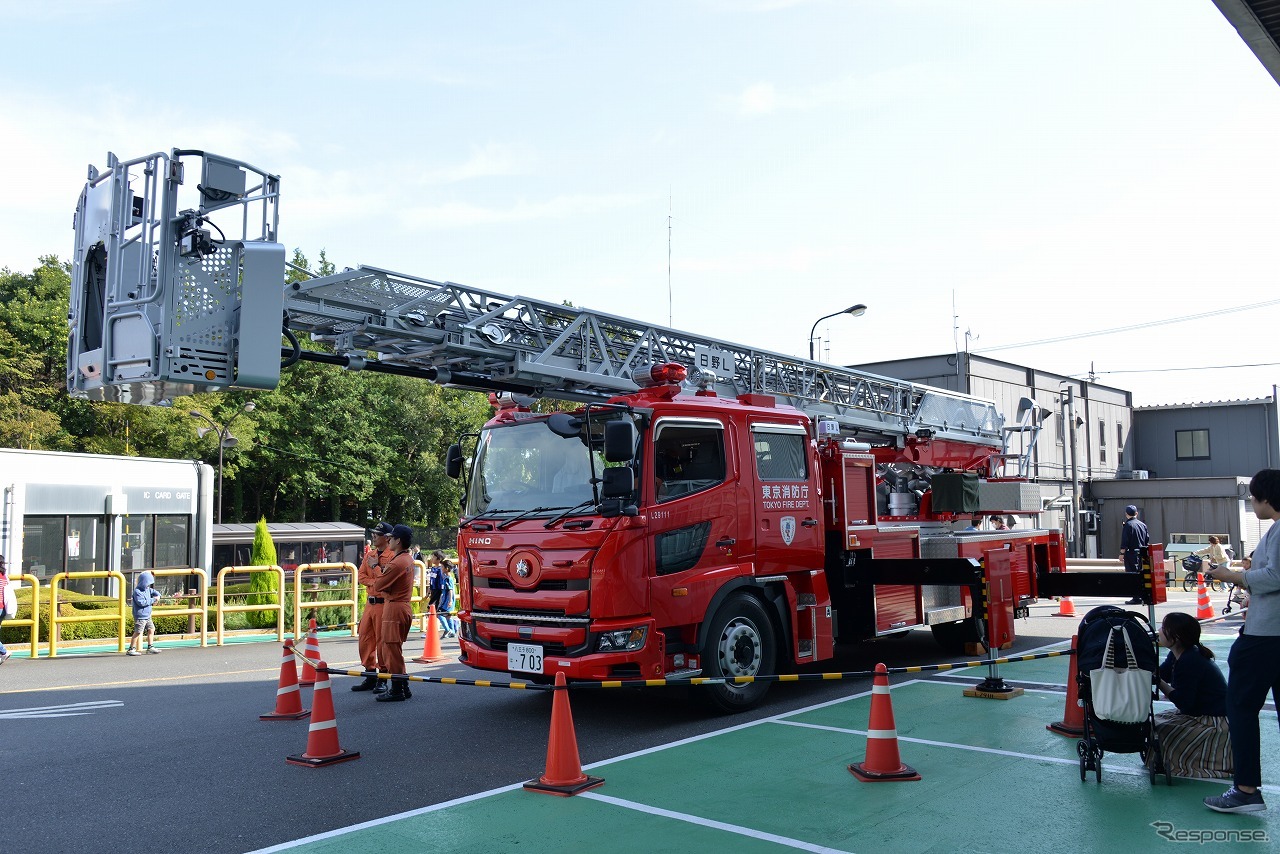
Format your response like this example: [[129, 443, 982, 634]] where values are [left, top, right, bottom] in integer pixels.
[[149, 567, 210, 648], [3, 573, 41, 660], [48, 570, 127, 658], [292, 562, 358, 639], [216, 565, 285, 646]]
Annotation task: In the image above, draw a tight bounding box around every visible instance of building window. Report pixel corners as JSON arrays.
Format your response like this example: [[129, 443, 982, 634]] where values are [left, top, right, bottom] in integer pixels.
[[1176, 429, 1210, 461], [1098, 419, 1107, 464], [1116, 422, 1124, 468]]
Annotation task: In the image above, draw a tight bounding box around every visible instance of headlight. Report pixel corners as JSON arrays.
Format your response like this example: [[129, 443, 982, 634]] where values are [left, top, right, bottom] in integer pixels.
[[595, 626, 647, 652]]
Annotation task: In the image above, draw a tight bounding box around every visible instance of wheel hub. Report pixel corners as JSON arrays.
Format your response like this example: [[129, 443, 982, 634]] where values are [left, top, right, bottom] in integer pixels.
[[718, 620, 761, 677]]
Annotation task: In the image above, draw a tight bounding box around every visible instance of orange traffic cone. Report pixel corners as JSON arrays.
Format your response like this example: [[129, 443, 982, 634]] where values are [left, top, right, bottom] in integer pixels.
[[1055, 597, 1076, 617], [1047, 636, 1084, 738], [524, 672, 605, 796], [1196, 574, 1214, 621], [260, 640, 311, 721], [412, 605, 446, 663], [849, 663, 921, 782], [286, 661, 360, 767], [298, 618, 322, 687]]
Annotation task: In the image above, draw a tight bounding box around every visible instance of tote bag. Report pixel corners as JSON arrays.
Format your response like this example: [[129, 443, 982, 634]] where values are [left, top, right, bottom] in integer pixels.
[[2, 582, 16, 619], [1088, 626, 1152, 724]]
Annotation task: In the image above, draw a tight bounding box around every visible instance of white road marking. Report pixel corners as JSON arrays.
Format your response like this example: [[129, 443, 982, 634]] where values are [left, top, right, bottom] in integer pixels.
[[0, 699, 124, 719]]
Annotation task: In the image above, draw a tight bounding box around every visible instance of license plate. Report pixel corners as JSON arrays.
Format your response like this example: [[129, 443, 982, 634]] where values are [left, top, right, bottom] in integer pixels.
[[507, 642, 544, 675]]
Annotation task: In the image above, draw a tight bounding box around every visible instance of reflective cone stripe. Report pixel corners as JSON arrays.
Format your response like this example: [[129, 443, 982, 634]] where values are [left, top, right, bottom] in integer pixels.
[[287, 661, 360, 768], [524, 671, 604, 796], [849, 663, 920, 783], [1048, 635, 1084, 737], [299, 619, 322, 686], [260, 640, 310, 721], [412, 605, 446, 663], [1196, 574, 1214, 621]]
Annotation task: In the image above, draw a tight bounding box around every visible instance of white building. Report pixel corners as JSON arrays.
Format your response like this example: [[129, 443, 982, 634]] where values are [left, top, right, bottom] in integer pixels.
[[1, 448, 213, 595]]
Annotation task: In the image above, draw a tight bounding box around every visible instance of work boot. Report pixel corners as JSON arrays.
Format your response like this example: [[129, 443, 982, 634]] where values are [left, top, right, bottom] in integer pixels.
[[373, 673, 389, 693], [350, 674, 378, 692], [375, 677, 409, 702]]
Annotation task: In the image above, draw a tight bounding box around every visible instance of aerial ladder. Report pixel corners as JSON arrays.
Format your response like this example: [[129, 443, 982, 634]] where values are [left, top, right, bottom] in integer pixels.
[[68, 148, 1015, 472]]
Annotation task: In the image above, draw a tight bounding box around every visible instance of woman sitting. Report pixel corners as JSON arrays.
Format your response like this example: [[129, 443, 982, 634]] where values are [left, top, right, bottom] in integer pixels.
[[1147, 611, 1232, 779]]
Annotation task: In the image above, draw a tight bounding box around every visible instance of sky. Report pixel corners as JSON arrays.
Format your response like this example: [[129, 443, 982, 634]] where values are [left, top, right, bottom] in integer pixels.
[[2, 0, 1279, 407]]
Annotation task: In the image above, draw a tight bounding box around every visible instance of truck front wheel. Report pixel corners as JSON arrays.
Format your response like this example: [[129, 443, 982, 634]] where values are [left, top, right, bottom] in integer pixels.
[[699, 594, 776, 713]]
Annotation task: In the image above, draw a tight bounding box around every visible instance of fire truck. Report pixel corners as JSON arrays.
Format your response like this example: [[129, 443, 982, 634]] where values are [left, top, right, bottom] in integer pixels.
[[64, 148, 1161, 711]]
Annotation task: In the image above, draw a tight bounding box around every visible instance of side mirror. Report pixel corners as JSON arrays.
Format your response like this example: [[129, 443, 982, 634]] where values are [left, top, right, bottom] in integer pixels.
[[603, 420, 636, 463], [600, 466, 635, 498], [445, 443, 464, 479], [547, 412, 584, 438]]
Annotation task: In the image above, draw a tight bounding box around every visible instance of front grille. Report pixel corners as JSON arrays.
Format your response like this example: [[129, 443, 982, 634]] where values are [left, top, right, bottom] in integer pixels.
[[484, 578, 570, 591]]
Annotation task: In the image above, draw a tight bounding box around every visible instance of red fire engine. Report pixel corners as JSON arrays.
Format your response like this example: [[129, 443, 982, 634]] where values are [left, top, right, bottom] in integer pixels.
[[64, 148, 1161, 711]]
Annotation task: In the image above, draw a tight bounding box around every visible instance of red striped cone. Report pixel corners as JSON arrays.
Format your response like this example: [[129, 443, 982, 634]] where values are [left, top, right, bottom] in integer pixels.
[[412, 605, 446, 663], [524, 672, 604, 796], [286, 660, 361, 767], [849, 663, 921, 782], [1196, 574, 1214, 621], [299, 618, 322, 687], [260, 640, 310, 721], [1047, 636, 1084, 737]]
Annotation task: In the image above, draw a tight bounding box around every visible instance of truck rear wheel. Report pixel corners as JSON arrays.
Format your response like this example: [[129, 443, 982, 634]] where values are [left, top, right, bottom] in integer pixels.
[[930, 616, 986, 654], [699, 593, 776, 713]]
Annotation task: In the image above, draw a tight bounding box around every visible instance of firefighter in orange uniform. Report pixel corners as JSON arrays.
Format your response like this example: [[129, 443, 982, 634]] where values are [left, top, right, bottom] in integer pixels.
[[351, 522, 393, 692], [372, 524, 417, 702]]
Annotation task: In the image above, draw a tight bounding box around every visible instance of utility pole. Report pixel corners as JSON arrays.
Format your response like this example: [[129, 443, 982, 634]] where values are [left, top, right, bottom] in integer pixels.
[[1065, 385, 1081, 559]]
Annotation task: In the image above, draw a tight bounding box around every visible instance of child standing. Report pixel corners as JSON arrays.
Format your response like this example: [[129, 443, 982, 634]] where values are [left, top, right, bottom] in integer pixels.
[[127, 571, 161, 656]]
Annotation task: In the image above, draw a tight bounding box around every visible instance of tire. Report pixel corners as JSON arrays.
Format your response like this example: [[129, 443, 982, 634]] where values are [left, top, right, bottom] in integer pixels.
[[1209, 578, 1226, 593], [1077, 741, 1088, 782], [930, 616, 987, 654], [699, 593, 777, 713], [1182, 575, 1196, 593]]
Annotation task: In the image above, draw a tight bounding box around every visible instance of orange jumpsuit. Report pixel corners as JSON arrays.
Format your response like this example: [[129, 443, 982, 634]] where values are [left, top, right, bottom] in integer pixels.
[[369, 550, 416, 678], [357, 547, 392, 671]]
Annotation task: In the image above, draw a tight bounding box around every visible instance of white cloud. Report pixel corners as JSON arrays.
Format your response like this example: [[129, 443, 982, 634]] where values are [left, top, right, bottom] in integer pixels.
[[420, 142, 534, 184], [730, 64, 954, 117], [398, 192, 651, 229]]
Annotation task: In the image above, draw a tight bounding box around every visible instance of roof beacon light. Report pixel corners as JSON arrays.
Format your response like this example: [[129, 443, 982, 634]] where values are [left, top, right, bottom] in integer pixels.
[[633, 362, 688, 388]]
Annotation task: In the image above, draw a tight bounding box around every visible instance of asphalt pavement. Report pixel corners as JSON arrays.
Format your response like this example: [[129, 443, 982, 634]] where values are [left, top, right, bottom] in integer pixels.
[[1, 587, 1226, 854]]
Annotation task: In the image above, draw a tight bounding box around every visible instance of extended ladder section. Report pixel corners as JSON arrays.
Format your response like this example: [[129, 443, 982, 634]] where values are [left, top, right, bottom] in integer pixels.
[[68, 149, 1002, 448], [286, 265, 1002, 446]]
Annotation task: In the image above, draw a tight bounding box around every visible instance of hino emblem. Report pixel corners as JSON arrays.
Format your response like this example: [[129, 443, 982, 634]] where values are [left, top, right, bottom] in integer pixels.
[[516, 558, 531, 578], [781, 516, 796, 546]]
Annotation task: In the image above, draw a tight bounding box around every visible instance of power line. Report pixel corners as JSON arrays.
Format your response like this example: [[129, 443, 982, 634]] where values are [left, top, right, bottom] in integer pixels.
[[1088, 361, 1280, 376], [973, 297, 1280, 353]]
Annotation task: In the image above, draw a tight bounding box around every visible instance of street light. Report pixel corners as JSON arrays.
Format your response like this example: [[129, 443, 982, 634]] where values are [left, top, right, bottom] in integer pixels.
[[190, 402, 256, 524], [808, 304, 867, 361]]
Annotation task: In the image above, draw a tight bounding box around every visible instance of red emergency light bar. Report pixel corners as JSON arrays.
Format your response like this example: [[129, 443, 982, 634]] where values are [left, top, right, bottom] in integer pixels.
[[633, 362, 688, 388]]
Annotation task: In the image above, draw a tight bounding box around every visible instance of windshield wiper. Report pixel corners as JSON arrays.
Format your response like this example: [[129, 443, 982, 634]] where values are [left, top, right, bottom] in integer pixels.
[[543, 499, 599, 529], [496, 506, 566, 530]]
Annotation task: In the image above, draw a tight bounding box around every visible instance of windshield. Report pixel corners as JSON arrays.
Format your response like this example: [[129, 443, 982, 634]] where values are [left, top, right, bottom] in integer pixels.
[[464, 413, 635, 518]]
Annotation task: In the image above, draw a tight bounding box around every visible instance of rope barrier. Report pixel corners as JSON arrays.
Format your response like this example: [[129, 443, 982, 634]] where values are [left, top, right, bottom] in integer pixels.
[[281, 603, 1246, 693]]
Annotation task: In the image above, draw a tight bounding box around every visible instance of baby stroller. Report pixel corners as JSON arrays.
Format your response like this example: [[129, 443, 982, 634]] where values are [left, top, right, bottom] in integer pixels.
[[1074, 605, 1171, 784], [1223, 582, 1249, 616]]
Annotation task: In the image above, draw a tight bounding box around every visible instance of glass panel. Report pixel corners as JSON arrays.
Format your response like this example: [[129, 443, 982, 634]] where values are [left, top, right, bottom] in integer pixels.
[[754, 431, 808, 481], [120, 514, 154, 572], [21, 516, 66, 580], [655, 423, 726, 502], [67, 515, 107, 574], [154, 515, 190, 568]]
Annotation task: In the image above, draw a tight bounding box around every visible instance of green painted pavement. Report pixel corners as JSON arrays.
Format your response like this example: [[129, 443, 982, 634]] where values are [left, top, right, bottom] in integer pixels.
[[255, 677, 1279, 854]]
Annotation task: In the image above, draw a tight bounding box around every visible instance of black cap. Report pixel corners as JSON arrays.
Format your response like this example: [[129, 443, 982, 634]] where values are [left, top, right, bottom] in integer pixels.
[[1124, 505, 1138, 516], [371, 521, 394, 536], [390, 524, 413, 546]]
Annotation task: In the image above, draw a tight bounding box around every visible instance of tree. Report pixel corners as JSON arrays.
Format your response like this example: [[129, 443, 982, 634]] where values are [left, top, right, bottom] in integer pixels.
[[247, 517, 279, 628]]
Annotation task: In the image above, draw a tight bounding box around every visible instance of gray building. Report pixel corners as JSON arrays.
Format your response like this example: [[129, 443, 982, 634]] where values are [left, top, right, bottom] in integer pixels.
[[1132, 395, 1280, 479], [854, 352, 1134, 556]]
